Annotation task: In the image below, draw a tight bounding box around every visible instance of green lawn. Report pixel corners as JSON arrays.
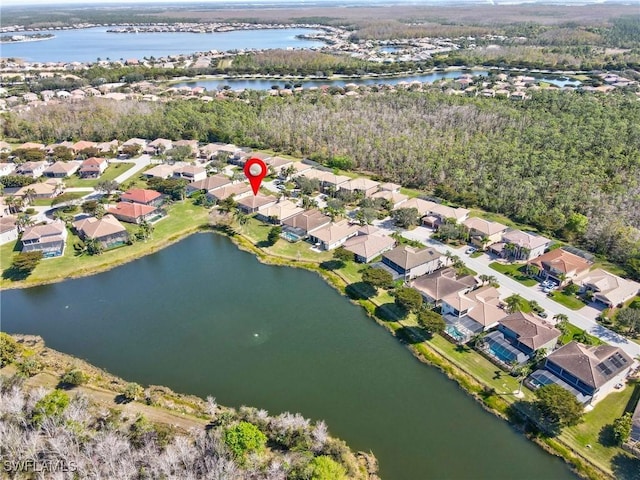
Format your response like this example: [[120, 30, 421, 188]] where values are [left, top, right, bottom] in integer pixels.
[[549, 290, 587, 310], [63, 163, 135, 188], [30, 191, 87, 207], [1, 201, 210, 288], [489, 262, 538, 286], [560, 380, 640, 477], [559, 323, 603, 346]]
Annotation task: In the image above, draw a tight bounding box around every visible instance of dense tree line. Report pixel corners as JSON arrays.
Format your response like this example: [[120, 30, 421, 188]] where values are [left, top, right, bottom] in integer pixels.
[[4, 90, 639, 274]]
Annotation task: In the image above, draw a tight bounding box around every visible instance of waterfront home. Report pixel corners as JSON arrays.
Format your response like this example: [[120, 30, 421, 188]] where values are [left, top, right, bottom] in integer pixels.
[[340, 178, 380, 198], [73, 214, 128, 249], [172, 165, 207, 183], [107, 202, 160, 224], [411, 267, 477, 305], [16, 161, 48, 178], [143, 164, 178, 180], [236, 194, 278, 214], [0, 216, 18, 245], [528, 341, 633, 406], [382, 245, 444, 279], [528, 248, 592, 286], [256, 199, 304, 225], [0, 163, 16, 177], [282, 209, 331, 239], [120, 188, 164, 207], [574, 269, 640, 308], [490, 229, 551, 261], [441, 285, 507, 343], [43, 160, 81, 178], [370, 189, 408, 208], [16, 179, 64, 200], [185, 174, 232, 196], [79, 157, 109, 179], [308, 220, 360, 250], [343, 225, 396, 263], [462, 217, 508, 249], [206, 183, 252, 203], [481, 312, 561, 366], [21, 220, 67, 257]]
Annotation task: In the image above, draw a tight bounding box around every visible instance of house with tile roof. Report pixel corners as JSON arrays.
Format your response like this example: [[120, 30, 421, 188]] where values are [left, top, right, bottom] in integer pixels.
[[340, 178, 380, 198], [490, 229, 551, 261], [73, 214, 128, 249], [43, 161, 81, 178], [236, 194, 278, 214], [342, 225, 396, 263], [172, 165, 206, 183], [79, 157, 109, 179], [463, 217, 509, 249], [382, 245, 444, 279], [256, 200, 305, 225], [0, 216, 18, 246], [529, 248, 592, 286], [16, 161, 48, 178], [121, 188, 164, 207], [308, 220, 360, 251], [282, 209, 331, 238], [185, 174, 232, 196], [107, 202, 160, 224], [528, 341, 633, 406], [411, 268, 477, 304], [21, 221, 67, 257], [574, 269, 640, 308]]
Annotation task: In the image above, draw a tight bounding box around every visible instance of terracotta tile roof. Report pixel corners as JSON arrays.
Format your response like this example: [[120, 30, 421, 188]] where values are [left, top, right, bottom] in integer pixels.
[[107, 202, 156, 219], [121, 188, 162, 204], [530, 248, 592, 276], [283, 209, 331, 233], [503, 229, 551, 250], [411, 268, 477, 301], [73, 214, 127, 239], [236, 194, 277, 210], [188, 175, 231, 192], [383, 245, 442, 270], [343, 232, 395, 260], [21, 221, 66, 242], [310, 220, 359, 244], [463, 217, 508, 236]]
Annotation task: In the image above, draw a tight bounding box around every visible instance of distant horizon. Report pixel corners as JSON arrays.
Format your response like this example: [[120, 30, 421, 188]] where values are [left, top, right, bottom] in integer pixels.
[[1, 0, 636, 8]]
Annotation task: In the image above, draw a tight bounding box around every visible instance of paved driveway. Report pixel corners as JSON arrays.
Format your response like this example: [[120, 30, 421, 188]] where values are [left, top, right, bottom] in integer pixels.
[[401, 227, 640, 358]]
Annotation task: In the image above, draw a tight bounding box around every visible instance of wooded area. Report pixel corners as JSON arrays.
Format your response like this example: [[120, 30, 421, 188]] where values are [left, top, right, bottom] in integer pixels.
[[3, 90, 639, 274]]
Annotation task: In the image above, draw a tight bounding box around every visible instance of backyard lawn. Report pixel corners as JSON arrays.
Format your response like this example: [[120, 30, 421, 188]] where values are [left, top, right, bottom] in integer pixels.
[[63, 163, 135, 188], [489, 261, 538, 286]]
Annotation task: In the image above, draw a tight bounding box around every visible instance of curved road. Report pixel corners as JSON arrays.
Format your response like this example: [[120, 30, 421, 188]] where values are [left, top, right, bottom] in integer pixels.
[[402, 226, 640, 359]]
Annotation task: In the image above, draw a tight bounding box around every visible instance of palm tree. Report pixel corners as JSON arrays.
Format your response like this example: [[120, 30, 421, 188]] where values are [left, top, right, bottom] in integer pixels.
[[23, 188, 37, 205], [233, 210, 248, 231], [553, 314, 569, 335], [138, 220, 154, 240], [513, 363, 532, 396], [505, 294, 525, 313], [15, 213, 34, 233], [479, 274, 491, 285]]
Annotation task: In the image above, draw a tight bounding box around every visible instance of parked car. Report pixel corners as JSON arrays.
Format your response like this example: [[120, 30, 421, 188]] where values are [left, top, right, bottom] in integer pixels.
[[538, 311, 548, 319], [465, 247, 477, 255]]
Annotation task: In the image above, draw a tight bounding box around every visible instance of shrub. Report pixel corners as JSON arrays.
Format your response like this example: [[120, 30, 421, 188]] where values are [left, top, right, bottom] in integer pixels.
[[31, 389, 70, 426], [224, 421, 267, 460], [0, 332, 21, 367], [61, 368, 89, 387], [121, 382, 144, 402]]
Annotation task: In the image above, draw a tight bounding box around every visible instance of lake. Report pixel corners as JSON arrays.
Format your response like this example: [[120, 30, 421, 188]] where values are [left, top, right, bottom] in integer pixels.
[[0, 27, 325, 63], [1, 233, 576, 480]]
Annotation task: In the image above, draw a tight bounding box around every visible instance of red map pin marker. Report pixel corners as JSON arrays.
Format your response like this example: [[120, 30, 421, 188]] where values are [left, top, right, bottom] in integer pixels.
[[244, 157, 267, 195]]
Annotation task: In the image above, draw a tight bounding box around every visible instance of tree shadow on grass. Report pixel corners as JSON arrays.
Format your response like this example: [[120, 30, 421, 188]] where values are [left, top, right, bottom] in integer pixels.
[[374, 302, 403, 321], [256, 240, 273, 248], [598, 424, 617, 447], [611, 453, 640, 480], [2, 267, 30, 281], [320, 260, 344, 271], [395, 326, 428, 344], [345, 282, 376, 300]]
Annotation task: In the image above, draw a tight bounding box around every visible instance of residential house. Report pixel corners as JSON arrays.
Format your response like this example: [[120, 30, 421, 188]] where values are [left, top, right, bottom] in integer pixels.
[[289, 162, 313, 178], [185, 174, 231, 197], [172, 165, 207, 183], [120, 188, 164, 207], [529, 248, 592, 286], [256, 200, 304, 224], [340, 178, 380, 198], [628, 394, 640, 458], [73, 214, 128, 249], [96, 140, 119, 155], [370, 189, 408, 209], [528, 341, 633, 406], [21, 221, 68, 257], [308, 220, 360, 250], [265, 156, 294, 175], [379, 182, 401, 192], [574, 269, 640, 308], [399, 198, 436, 217], [462, 217, 509, 249], [43, 160, 81, 178], [320, 173, 351, 192], [107, 202, 160, 224], [17, 142, 45, 150], [342, 225, 396, 263], [146, 138, 173, 155], [490, 229, 551, 261], [173, 139, 200, 158], [441, 286, 507, 343], [282, 209, 331, 240], [481, 312, 561, 366], [236, 194, 278, 214], [16, 179, 64, 200], [71, 140, 96, 154], [422, 203, 470, 228], [143, 164, 178, 179], [16, 161, 48, 178], [0, 163, 16, 177], [411, 268, 477, 304], [0, 216, 18, 245], [382, 245, 444, 279], [119, 138, 147, 154], [207, 183, 252, 203], [79, 157, 109, 179]]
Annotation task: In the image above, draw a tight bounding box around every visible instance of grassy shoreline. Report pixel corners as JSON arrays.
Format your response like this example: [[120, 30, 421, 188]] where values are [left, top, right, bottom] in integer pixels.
[[1, 209, 636, 479]]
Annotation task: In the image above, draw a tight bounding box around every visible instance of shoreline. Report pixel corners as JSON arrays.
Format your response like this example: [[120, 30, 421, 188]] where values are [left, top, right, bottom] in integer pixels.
[[0, 217, 623, 479], [0, 36, 55, 44]]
